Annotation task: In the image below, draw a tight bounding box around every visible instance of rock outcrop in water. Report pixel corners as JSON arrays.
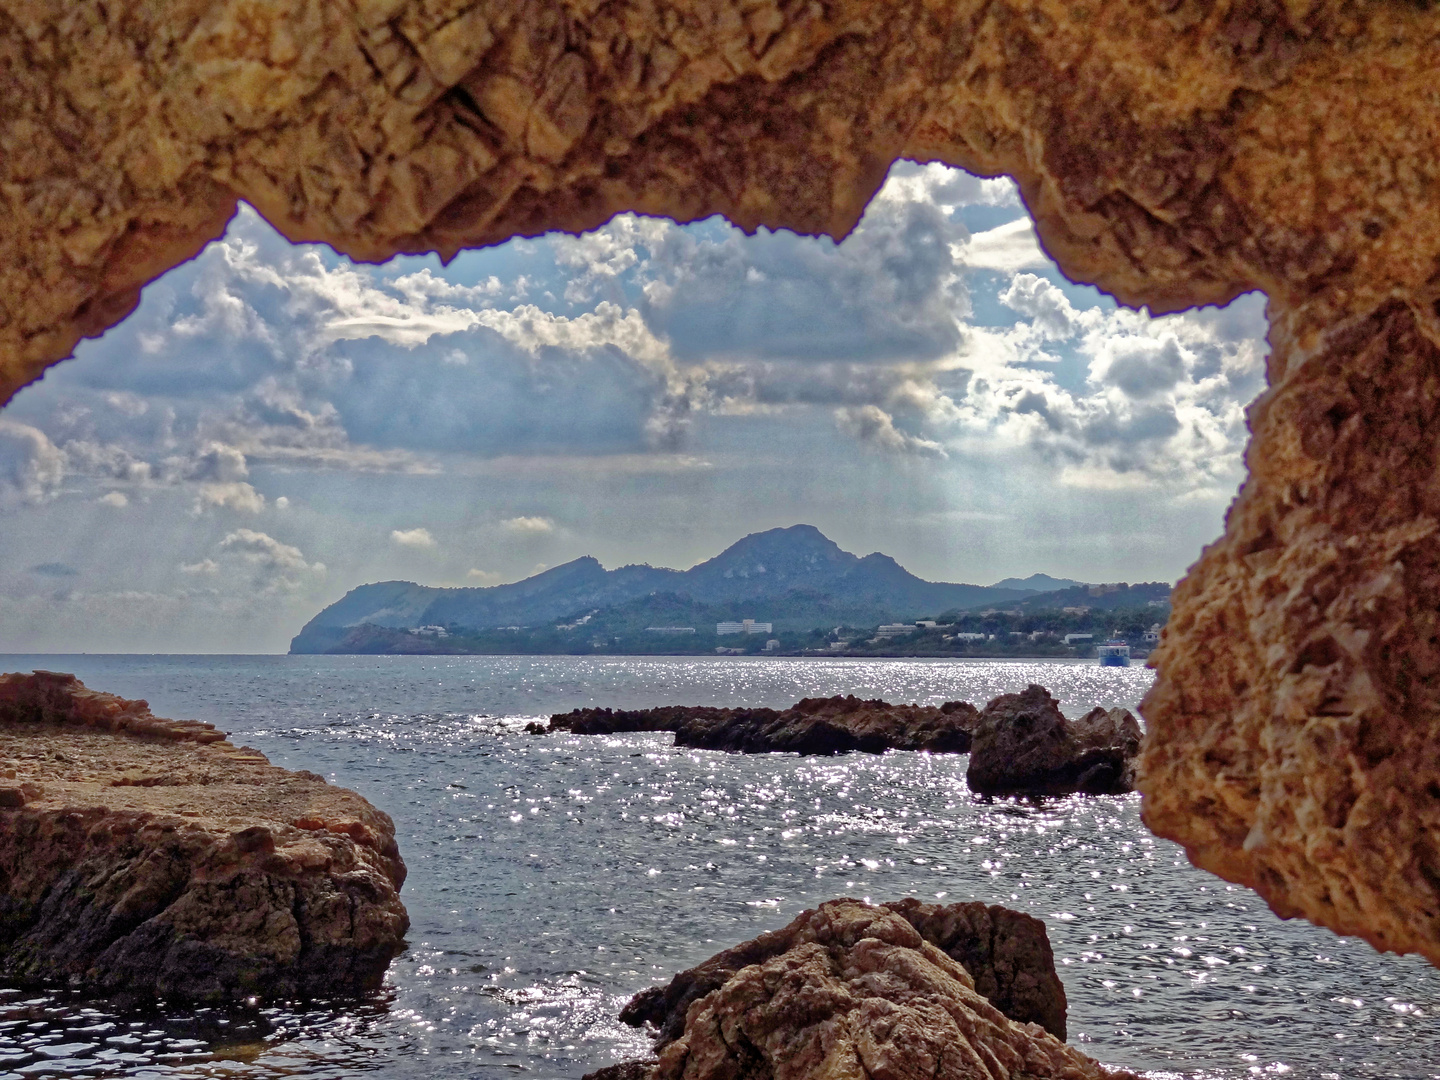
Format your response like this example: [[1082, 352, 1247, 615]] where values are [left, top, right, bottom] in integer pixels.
[[967, 685, 1142, 798], [546, 695, 981, 755], [599, 899, 1132, 1080], [621, 897, 1068, 1043], [0, 671, 409, 1003]]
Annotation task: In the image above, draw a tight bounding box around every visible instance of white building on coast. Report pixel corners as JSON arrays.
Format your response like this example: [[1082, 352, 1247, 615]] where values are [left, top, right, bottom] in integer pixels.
[[717, 619, 772, 635]]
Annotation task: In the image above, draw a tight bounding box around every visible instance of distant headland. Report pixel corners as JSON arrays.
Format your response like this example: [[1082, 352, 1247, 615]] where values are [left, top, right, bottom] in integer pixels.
[[289, 525, 1171, 658]]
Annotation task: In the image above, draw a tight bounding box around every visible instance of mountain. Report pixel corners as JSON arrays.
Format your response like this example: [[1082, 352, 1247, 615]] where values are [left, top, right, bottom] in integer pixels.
[[988, 573, 1085, 593], [289, 525, 1040, 653]]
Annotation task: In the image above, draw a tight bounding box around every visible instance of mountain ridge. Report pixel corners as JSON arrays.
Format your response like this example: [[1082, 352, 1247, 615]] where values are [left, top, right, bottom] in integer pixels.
[[288, 525, 1155, 653]]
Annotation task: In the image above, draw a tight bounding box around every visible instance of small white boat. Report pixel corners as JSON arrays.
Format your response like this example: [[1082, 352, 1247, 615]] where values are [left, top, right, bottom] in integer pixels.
[[1097, 640, 1131, 667]]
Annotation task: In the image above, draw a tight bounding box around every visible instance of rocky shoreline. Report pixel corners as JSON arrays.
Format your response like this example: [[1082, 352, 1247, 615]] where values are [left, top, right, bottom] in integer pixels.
[[544, 686, 1143, 797], [587, 899, 1137, 1080], [542, 694, 982, 755], [0, 671, 409, 1004]]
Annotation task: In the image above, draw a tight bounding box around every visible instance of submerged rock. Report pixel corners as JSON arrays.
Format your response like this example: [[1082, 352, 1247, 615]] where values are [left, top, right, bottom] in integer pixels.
[[0, 671, 409, 1003], [615, 899, 1134, 1080], [967, 685, 1142, 797], [547, 696, 980, 755]]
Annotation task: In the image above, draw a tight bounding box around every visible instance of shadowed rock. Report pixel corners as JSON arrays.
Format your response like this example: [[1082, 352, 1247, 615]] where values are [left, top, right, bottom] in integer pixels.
[[967, 685, 1142, 797], [0, 671, 408, 1003], [546, 695, 981, 755], [620, 897, 1066, 1046], [615, 899, 1133, 1080]]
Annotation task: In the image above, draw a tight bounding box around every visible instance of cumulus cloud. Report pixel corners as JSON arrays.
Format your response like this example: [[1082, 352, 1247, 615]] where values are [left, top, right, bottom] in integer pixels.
[[943, 288, 1268, 491], [98, 491, 129, 508], [466, 568, 504, 584], [391, 527, 437, 549], [501, 516, 554, 535], [212, 529, 324, 591], [835, 406, 948, 458], [194, 482, 265, 514], [962, 219, 1051, 274], [0, 421, 66, 507]]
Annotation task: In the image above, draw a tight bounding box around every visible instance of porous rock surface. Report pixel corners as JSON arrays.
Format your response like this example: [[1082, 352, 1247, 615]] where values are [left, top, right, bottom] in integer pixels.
[[4, 0, 1438, 405], [0, 671, 409, 1002], [621, 896, 1067, 1044], [1139, 301, 1440, 967], [967, 685, 1142, 797], [610, 899, 1133, 1080], [546, 695, 981, 754]]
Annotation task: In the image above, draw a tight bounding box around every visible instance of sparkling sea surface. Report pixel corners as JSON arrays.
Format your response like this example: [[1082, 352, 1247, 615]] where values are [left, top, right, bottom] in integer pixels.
[[0, 654, 1436, 1080]]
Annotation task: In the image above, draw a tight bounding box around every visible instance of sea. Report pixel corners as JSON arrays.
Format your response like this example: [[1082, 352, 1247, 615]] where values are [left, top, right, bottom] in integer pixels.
[[0, 654, 1435, 1080]]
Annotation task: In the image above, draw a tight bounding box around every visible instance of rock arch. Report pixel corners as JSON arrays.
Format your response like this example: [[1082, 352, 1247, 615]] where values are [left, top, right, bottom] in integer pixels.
[[3, 0, 1440, 960]]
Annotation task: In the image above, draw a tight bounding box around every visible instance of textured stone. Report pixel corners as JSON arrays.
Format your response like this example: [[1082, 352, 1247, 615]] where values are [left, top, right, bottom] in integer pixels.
[[0, 671, 409, 1002], [622, 899, 1133, 1080], [621, 897, 1067, 1045], [548, 695, 981, 754], [3, 0, 1438, 405], [967, 685, 1141, 797], [1139, 301, 1440, 967]]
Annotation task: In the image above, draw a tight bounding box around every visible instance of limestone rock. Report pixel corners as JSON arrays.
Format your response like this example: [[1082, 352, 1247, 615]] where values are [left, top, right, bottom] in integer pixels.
[[624, 899, 1133, 1080], [547, 696, 981, 754], [621, 897, 1066, 1045], [967, 685, 1141, 797], [549, 704, 757, 738], [0, 671, 409, 1002], [4, 0, 1438, 407], [1139, 301, 1440, 967]]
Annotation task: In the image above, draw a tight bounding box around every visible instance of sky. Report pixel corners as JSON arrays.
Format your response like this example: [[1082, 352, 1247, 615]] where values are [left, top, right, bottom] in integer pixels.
[[0, 162, 1270, 653]]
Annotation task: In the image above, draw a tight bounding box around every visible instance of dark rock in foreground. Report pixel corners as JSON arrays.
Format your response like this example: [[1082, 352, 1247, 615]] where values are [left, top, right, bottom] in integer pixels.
[[621, 897, 1067, 1044], [546, 695, 981, 755], [610, 899, 1137, 1080], [582, 1063, 659, 1080], [967, 684, 1143, 797], [0, 671, 409, 1003]]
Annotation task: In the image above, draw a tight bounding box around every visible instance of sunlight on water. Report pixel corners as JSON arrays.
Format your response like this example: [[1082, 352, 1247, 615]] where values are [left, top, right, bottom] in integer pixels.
[[1, 656, 1437, 1079]]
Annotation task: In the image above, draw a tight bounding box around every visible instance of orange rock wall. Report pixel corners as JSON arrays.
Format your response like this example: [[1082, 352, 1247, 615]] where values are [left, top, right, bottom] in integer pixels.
[[3, 0, 1438, 400]]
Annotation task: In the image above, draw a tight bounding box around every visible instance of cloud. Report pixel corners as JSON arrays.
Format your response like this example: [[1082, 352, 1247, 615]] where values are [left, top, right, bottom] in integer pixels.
[[0, 421, 66, 506], [501, 516, 554, 535], [998, 274, 1095, 341], [195, 481, 265, 514], [466, 568, 504, 584], [391, 527, 437, 549], [835, 406, 948, 458], [962, 219, 1051, 273], [29, 562, 78, 578], [945, 290, 1267, 492], [200, 529, 326, 593], [188, 443, 251, 484], [98, 491, 129, 508]]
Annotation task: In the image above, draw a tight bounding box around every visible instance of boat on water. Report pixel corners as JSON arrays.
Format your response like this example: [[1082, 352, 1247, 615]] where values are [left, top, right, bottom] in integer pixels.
[[1097, 640, 1131, 667]]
